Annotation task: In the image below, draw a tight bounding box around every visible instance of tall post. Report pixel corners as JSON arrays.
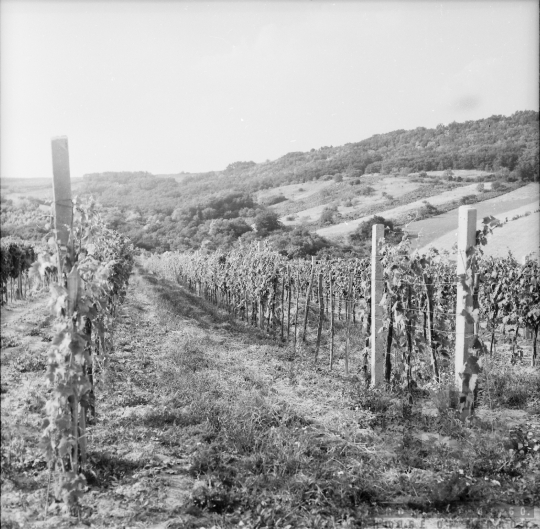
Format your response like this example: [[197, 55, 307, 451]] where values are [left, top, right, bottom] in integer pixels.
[[51, 136, 73, 278], [371, 224, 385, 386], [455, 207, 477, 388], [51, 137, 73, 249], [301, 256, 316, 342], [314, 272, 324, 363], [329, 275, 335, 370], [345, 273, 353, 375]]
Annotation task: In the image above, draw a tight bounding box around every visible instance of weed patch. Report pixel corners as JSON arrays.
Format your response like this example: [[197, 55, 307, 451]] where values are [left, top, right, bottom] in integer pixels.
[[13, 348, 47, 373], [84, 452, 145, 488], [481, 357, 540, 409]]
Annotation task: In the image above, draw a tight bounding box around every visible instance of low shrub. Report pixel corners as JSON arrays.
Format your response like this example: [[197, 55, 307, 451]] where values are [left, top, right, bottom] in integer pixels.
[[460, 194, 476, 205], [263, 195, 287, 206], [480, 357, 540, 409], [15, 348, 47, 373], [357, 186, 375, 196]]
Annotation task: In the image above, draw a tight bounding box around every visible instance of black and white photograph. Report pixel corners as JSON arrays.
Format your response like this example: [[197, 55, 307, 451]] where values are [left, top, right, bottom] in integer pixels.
[[1, 1, 539, 527]]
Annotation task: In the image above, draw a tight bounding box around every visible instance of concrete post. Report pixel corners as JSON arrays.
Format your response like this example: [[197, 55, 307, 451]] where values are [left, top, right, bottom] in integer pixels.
[[51, 136, 73, 251], [455, 206, 477, 388], [371, 224, 385, 386]]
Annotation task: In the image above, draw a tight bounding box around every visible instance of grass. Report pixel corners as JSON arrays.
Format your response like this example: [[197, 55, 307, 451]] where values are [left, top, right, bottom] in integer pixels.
[[124, 268, 540, 524], [481, 355, 540, 410]]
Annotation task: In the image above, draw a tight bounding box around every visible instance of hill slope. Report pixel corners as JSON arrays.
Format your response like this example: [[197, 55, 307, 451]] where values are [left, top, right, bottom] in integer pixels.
[[1, 110, 538, 253]]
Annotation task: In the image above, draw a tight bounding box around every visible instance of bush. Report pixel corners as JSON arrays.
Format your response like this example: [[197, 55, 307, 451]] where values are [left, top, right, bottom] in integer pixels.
[[333, 174, 343, 183], [349, 215, 394, 243], [320, 206, 338, 225], [263, 195, 287, 206], [476, 183, 485, 192], [254, 210, 281, 235], [492, 181, 505, 191], [481, 358, 539, 409], [357, 186, 375, 196], [460, 194, 476, 205], [417, 201, 439, 219]]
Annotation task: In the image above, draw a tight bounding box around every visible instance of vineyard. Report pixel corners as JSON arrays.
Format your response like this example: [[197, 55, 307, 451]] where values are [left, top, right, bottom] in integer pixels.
[[141, 233, 539, 384], [0, 238, 37, 304], [1, 145, 539, 528]]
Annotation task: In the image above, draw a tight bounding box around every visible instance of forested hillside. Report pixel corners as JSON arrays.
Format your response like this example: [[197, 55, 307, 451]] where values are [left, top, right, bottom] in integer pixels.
[[2, 110, 538, 253]]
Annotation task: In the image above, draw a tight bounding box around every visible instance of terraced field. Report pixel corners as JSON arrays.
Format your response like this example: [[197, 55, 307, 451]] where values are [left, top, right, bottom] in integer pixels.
[[279, 177, 424, 225], [316, 183, 482, 239], [411, 183, 540, 260]]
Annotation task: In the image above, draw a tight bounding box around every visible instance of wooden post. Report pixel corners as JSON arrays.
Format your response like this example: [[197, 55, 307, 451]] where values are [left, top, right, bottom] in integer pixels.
[[345, 273, 353, 375], [423, 273, 439, 383], [280, 272, 285, 341], [293, 268, 300, 349], [329, 275, 335, 370], [314, 272, 324, 362], [286, 266, 292, 340], [51, 136, 73, 276], [455, 206, 477, 388], [522, 257, 533, 340], [301, 256, 316, 342], [371, 224, 385, 386]]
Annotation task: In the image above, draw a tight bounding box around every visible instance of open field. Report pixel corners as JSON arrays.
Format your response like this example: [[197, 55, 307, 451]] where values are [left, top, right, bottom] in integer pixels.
[[316, 183, 483, 238], [256, 179, 334, 205], [1, 177, 85, 202], [416, 170, 493, 180], [405, 183, 539, 258], [280, 177, 423, 225], [419, 208, 539, 260]]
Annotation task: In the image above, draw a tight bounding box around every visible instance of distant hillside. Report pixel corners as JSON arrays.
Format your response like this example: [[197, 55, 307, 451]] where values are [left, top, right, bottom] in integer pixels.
[[2, 110, 538, 254]]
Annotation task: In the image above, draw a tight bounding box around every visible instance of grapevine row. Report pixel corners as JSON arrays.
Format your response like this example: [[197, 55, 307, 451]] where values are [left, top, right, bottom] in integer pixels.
[[141, 240, 539, 381], [0, 237, 37, 304], [42, 198, 134, 511]]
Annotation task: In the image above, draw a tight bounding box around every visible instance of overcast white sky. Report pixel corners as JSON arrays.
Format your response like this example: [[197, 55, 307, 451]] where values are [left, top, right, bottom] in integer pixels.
[[1, 0, 538, 179]]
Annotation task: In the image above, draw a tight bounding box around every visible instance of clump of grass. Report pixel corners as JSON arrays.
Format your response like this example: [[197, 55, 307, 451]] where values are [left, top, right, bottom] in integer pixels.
[[15, 348, 47, 373], [348, 383, 394, 415], [114, 392, 151, 408], [22, 385, 46, 414], [0, 334, 20, 348], [429, 382, 459, 415], [170, 338, 212, 373], [481, 357, 540, 409], [84, 452, 145, 488]]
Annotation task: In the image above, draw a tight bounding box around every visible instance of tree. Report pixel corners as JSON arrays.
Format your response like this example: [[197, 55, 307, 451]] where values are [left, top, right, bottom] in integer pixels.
[[349, 215, 394, 243], [253, 210, 281, 236], [320, 207, 336, 225], [333, 174, 343, 183]]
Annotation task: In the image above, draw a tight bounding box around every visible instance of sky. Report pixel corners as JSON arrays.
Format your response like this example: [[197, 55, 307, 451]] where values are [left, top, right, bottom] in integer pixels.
[[0, 0, 538, 179]]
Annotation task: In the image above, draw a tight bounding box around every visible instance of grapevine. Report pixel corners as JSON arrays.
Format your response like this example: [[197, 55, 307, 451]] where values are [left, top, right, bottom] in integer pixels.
[[41, 197, 134, 512]]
